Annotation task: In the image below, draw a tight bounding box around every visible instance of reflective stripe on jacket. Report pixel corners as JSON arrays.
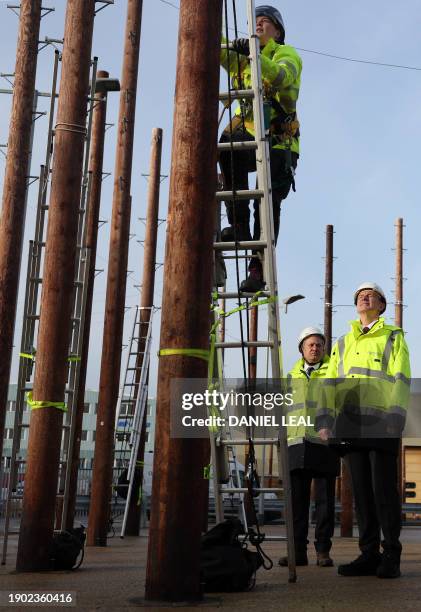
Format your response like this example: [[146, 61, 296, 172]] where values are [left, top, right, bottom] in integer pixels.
[[220, 37, 302, 153], [286, 355, 330, 445], [316, 317, 411, 433]]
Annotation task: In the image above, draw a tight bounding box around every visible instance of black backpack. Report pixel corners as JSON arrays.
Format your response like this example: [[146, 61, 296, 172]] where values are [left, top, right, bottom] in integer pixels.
[[50, 525, 86, 570], [200, 519, 267, 592]]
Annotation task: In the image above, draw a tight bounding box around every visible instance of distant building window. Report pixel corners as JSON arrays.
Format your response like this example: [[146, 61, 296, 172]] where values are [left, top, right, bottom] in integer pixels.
[[4, 428, 13, 440], [145, 431, 149, 443], [94, 403, 98, 415], [2, 456, 11, 469], [83, 403, 90, 414], [20, 428, 26, 441], [81, 430, 88, 441], [92, 431, 96, 442], [7, 401, 16, 412], [120, 401, 134, 417], [116, 432, 130, 442]]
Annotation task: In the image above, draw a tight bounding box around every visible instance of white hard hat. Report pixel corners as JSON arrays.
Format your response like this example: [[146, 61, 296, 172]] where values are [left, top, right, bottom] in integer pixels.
[[298, 326, 326, 351], [353, 282, 387, 314]]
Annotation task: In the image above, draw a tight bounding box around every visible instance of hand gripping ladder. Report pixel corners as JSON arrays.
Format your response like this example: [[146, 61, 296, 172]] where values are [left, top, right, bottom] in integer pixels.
[[112, 306, 154, 537], [210, 0, 296, 581]]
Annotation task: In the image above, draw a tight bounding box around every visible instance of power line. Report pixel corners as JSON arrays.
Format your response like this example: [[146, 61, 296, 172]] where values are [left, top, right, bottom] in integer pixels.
[[295, 47, 421, 72], [156, 0, 421, 72]]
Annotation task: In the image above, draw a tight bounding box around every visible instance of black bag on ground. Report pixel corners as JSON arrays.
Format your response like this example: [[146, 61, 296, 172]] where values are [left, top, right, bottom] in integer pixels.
[[200, 519, 264, 592], [50, 525, 86, 570]]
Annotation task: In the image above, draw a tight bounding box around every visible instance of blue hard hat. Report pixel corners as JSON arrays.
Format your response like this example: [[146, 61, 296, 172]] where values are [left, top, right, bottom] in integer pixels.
[[256, 5, 285, 34]]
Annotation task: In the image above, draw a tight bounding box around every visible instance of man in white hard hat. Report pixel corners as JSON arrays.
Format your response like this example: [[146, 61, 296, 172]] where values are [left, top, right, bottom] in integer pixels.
[[219, 5, 302, 292], [316, 282, 411, 579], [279, 327, 339, 568]]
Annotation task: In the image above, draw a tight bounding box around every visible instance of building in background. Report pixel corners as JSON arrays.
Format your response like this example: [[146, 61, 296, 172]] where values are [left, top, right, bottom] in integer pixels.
[[2, 384, 156, 470]]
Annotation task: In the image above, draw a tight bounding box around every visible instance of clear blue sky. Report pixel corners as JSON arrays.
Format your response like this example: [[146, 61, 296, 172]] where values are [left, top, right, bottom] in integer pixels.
[[1, 0, 420, 396]]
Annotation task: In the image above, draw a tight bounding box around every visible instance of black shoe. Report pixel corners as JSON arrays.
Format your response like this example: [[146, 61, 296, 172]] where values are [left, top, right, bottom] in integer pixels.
[[338, 553, 381, 576], [220, 224, 252, 242], [376, 553, 401, 579], [240, 259, 264, 293], [279, 553, 308, 567]]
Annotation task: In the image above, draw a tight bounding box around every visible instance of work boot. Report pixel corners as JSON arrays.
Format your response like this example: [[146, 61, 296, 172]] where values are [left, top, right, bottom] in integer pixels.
[[316, 552, 334, 567], [240, 258, 265, 293], [376, 552, 401, 579], [279, 553, 308, 567], [220, 223, 252, 242], [338, 553, 381, 576]]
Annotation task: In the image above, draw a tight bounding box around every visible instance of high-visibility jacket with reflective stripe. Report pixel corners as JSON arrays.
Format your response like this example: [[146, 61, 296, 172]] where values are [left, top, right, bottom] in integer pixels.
[[316, 318, 411, 432], [286, 355, 330, 445], [220, 37, 302, 153]]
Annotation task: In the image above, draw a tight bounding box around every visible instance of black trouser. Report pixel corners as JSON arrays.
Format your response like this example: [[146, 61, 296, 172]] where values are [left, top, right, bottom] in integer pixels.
[[345, 449, 402, 557], [290, 469, 336, 554], [218, 129, 298, 244]]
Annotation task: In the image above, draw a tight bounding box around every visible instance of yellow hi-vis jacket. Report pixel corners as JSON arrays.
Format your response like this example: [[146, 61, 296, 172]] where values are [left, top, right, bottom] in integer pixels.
[[315, 318, 411, 435], [220, 37, 302, 154], [286, 355, 330, 446]]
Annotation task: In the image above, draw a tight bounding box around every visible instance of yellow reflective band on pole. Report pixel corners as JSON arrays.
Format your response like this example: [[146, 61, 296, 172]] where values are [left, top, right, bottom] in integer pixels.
[[19, 353, 36, 361], [203, 464, 212, 480], [158, 348, 210, 362], [26, 391, 67, 412], [68, 356, 81, 362]]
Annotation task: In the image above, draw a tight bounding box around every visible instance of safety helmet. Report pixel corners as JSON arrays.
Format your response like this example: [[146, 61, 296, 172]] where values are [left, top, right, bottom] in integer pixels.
[[298, 327, 326, 352], [353, 282, 387, 314], [256, 5, 285, 40]]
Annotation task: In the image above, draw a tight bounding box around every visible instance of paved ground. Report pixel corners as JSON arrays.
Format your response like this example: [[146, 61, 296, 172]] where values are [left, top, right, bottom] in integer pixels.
[[0, 527, 420, 611]]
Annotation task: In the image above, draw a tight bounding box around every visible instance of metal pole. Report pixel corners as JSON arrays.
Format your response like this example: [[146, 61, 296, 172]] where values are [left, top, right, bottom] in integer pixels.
[[0, 0, 42, 457], [340, 461, 353, 537], [145, 0, 222, 601], [65, 71, 110, 530], [125, 127, 163, 535], [87, 0, 143, 547], [15, 0, 96, 572], [324, 224, 333, 353]]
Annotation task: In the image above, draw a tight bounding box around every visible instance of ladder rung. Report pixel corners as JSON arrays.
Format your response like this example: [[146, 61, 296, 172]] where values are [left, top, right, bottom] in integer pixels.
[[216, 189, 264, 201], [220, 487, 283, 494], [29, 277, 43, 283], [127, 367, 142, 371], [26, 314, 40, 319], [216, 290, 271, 299], [221, 438, 279, 445], [215, 341, 273, 349], [219, 89, 254, 101], [214, 240, 267, 251], [264, 535, 287, 541], [217, 141, 258, 152]]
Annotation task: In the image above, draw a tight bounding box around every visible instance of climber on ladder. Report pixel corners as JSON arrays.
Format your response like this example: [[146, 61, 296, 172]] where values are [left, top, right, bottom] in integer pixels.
[[219, 5, 302, 292]]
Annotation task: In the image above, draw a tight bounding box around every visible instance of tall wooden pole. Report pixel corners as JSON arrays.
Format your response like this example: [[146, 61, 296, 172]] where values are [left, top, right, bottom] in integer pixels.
[[87, 0, 143, 547], [323, 225, 333, 354], [65, 71, 111, 529], [16, 0, 96, 571], [395, 218, 404, 499], [145, 0, 222, 601], [125, 127, 163, 535], [395, 218, 403, 328], [0, 0, 42, 458]]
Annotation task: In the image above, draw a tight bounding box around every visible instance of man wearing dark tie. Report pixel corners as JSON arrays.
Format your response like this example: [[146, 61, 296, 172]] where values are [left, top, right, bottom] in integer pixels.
[[316, 282, 411, 579]]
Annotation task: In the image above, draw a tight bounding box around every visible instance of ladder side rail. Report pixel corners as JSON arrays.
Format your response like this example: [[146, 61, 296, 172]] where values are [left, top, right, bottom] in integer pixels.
[[61, 250, 92, 529], [246, 0, 295, 581]]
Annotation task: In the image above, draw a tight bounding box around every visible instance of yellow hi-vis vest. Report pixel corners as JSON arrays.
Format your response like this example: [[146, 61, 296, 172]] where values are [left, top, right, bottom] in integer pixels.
[[286, 355, 330, 446], [316, 318, 411, 434], [220, 37, 302, 154]]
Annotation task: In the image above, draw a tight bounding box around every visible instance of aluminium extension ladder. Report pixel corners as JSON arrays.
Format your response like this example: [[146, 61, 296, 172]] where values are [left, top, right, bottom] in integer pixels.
[[112, 306, 154, 537], [1, 55, 98, 564], [210, 0, 296, 581]]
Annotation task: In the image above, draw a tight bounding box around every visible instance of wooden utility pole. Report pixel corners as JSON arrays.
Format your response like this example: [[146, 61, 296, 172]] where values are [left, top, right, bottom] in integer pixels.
[[125, 127, 163, 535], [395, 218, 403, 328], [323, 225, 333, 353], [145, 0, 222, 601], [16, 0, 96, 571], [65, 71, 113, 529], [395, 217, 404, 499], [0, 0, 42, 457], [87, 0, 143, 547]]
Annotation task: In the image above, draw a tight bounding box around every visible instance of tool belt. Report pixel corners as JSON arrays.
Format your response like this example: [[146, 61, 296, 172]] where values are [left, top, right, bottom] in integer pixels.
[[270, 115, 300, 139]]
